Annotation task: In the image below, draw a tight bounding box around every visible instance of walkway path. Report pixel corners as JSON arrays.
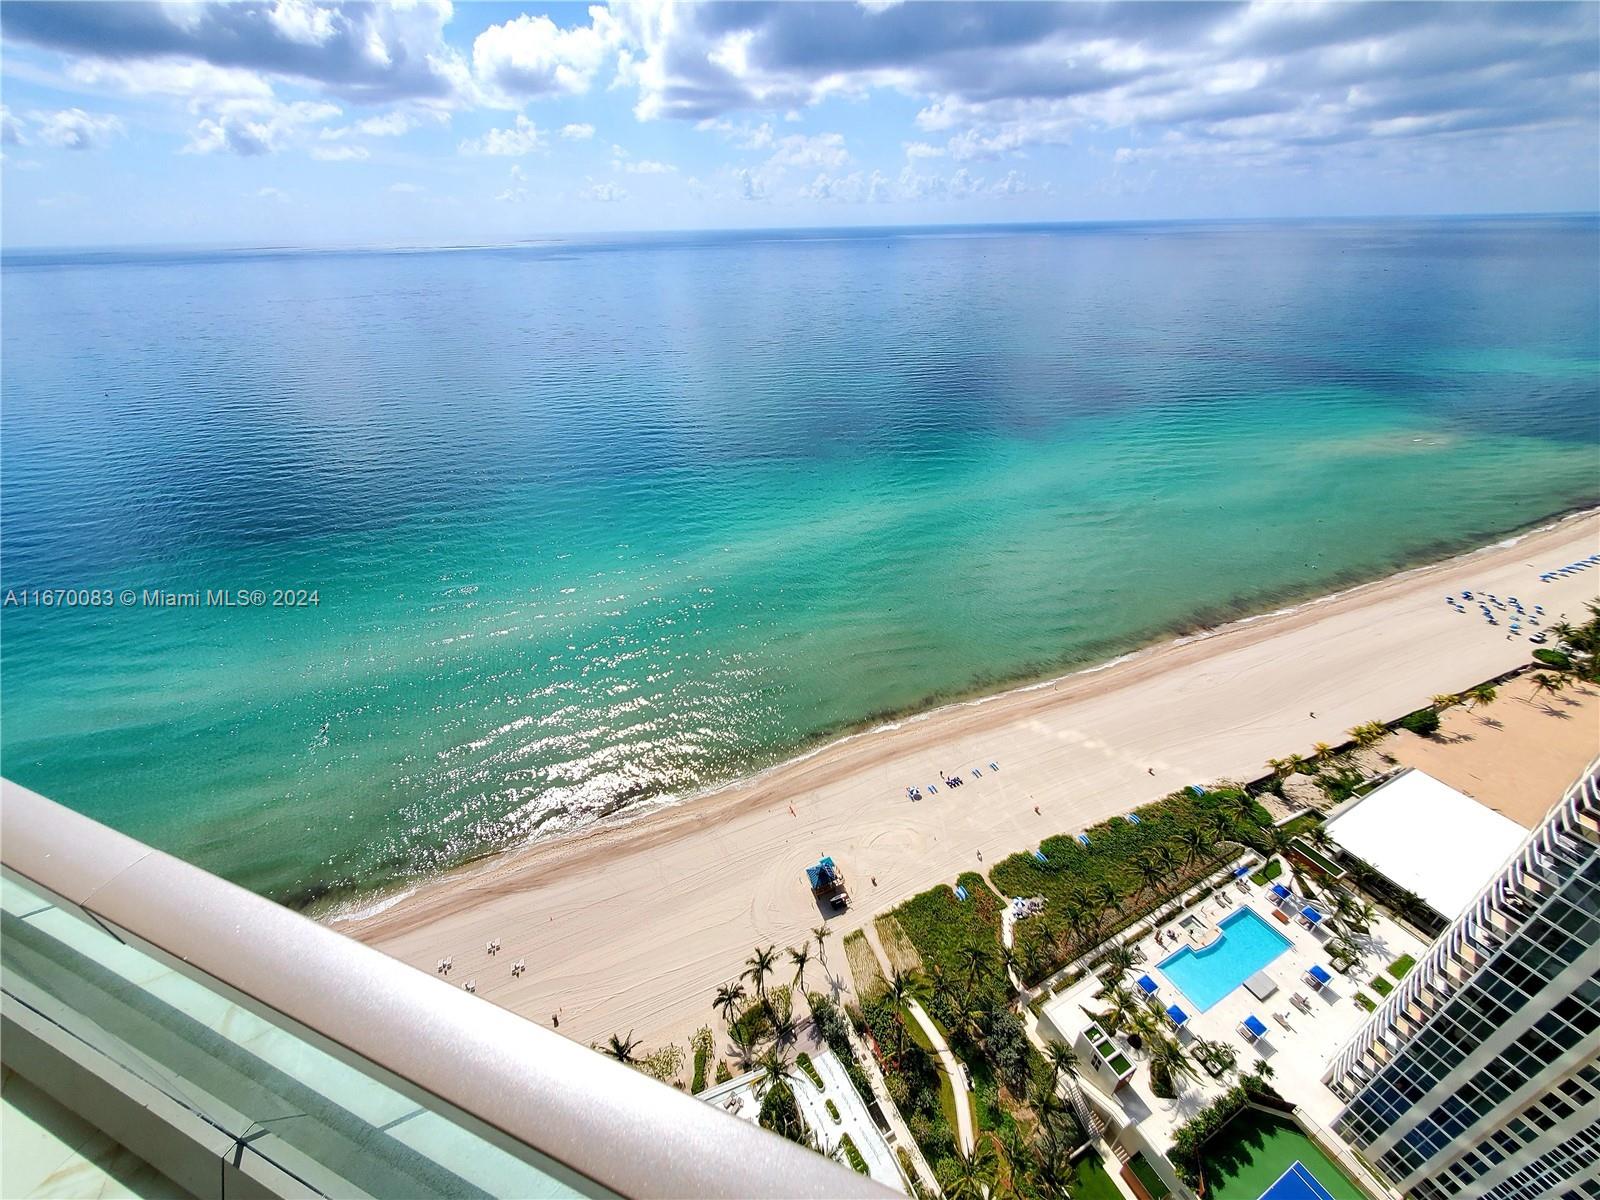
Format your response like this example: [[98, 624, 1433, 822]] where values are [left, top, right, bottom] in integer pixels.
[[860, 922, 975, 1155], [904, 998, 974, 1154]]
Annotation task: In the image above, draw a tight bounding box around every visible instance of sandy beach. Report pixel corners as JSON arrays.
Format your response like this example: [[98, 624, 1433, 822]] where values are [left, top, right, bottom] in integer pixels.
[[339, 511, 1600, 1055]]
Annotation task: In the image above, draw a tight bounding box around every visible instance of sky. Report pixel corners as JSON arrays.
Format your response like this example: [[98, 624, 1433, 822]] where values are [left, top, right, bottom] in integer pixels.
[[1, 0, 1597, 248]]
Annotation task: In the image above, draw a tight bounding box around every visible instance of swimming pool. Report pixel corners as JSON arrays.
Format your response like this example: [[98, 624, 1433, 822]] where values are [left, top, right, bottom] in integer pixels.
[[1156, 907, 1293, 1011]]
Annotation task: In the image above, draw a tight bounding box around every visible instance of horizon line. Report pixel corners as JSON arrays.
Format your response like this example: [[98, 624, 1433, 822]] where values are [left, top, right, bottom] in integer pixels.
[[4, 209, 1596, 258]]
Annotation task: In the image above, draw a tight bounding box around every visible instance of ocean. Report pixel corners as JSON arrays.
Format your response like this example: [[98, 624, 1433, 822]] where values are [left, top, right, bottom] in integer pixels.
[[3, 217, 1596, 906]]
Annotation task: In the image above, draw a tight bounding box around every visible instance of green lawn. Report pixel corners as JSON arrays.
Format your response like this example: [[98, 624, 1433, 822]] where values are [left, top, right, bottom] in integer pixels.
[[1129, 1153, 1171, 1199], [1387, 954, 1416, 979], [1250, 858, 1284, 886], [1070, 1152, 1124, 1200], [1201, 1109, 1365, 1200]]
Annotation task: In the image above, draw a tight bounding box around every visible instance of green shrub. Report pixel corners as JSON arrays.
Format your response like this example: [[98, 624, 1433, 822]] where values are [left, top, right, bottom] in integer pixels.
[[796, 1051, 825, 1090], [1149, 1057, 1176, 1099], [826, 1098, 841, 1123], [1397, 707, 1441, 737], [714, 1061, 732, 1084], [1370, 976, 1394, 997], [690, 1026, 713, 1093], [989, 786, 1262, 985], [837, 1133, 869, 1174], [808, 992, 875, 1103], [1130, 1153, 1172, 1200], [1387, 954, 1416, 979], [1354, 992, 1376, 1012], [887, 873, 1007, 1008], [1533, 648, 1574, 671]]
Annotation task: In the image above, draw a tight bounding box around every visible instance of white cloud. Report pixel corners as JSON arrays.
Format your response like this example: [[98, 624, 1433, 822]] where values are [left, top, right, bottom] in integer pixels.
[[623, 158, 676, 174], [1, 105, 26, 146], [30, 108, 124, 151], [459, 115, 546, 156], [696, 118, 773, 150], [254, 186, 289, 201], [578, 179, 627, 202], [560, 122, 596, 140], [766, 132, 848, 170], [800, 169, 891, 203], [66, 57, 273, 102], [472, 10, 622, 102], [494, 186, 528, 203], [904, 141, 944, 160], [311, 144, 369, 161], [389, 181, 423, 193], [183, 98, 339, 156]]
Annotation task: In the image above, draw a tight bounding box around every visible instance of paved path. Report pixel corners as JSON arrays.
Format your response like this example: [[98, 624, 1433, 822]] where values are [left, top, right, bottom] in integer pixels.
[[905, 998, 975, 1154]]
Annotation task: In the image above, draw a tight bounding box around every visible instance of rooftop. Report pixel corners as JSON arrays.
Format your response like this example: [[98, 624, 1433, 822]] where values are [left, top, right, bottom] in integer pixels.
[[1322, 768, 1527, 919]]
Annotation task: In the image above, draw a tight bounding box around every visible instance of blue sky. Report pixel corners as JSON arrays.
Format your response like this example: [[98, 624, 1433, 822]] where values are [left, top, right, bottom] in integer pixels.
[[2, 1, 1597, 248]]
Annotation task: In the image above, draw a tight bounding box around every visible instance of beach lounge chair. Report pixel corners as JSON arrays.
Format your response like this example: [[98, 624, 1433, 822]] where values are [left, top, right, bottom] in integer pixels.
[[972, 768, 983, 778], [1305, 964, 1333, 992], [1189, 785, 1207, 797], [1137, 974, 1158, 997], [954, 885, 970, 902], [1232, 865, 1250, 878], [1126, 813, 1141, 825], [1298, 906, 1324, 930], [989, 761, 999, 771], [1032, 848, 1048, 863], [1166, 1004, 1189, 1030], [1237, 1014, 1268, 1043], [1077, 833, 1091, 848]]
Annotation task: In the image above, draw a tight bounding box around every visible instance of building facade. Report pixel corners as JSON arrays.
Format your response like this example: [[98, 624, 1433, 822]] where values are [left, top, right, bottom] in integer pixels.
[[1325, 757, 1600, 1199]]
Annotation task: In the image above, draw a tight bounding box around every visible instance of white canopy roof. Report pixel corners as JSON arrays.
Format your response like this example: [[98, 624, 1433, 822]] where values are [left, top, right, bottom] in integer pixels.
[[1324, 769, 1527, 919]]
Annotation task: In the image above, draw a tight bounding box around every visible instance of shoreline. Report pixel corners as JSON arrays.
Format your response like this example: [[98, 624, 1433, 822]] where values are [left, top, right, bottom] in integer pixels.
[[337, 511, 1600, 1053], [319, 502, 1599, 924]]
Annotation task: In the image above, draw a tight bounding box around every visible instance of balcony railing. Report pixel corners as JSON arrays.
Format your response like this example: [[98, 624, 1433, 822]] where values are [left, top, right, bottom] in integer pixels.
[[0, 779, 889, 1198]]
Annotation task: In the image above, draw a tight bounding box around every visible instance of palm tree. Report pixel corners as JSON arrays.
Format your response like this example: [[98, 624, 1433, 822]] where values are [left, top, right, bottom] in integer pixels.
[[1089, 878, 1121, 918], [1348, 720, 1387, 749], [1464, 683, 1498, 710], [1151, 842, 1180, 879], [788, 944, 811, 993], [1266, 756, 1292, 779], [606, 1031, 641, 1064], [1431, 693, 1460, 712], [811, 924, 832, 964], [1101, 982, 1138, 1036], [756, 1047, 792, 1098], [1311, 741, 1333, 763], [1045, 1040, 1079, 1084], [771, 1009, 799, 1048], [944, 1142, 998, 1200], [1178, 825, 1209, 867], [713, 980, 746, 1025], [882, 969, 920, 1054], [1207, 808, 1235, 845], [744, 944, 777, 1005], [959, 943, 995, 991], [1133, 853, 1164, 899], [1530, 673, 1567, 704], [1101, 939, 1142, 980], [1147, 1032, 1199, 1091]]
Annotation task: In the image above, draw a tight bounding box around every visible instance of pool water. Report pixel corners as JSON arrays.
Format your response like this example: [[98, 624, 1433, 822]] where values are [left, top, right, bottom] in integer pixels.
[[1156, 907, 1293, 1011]]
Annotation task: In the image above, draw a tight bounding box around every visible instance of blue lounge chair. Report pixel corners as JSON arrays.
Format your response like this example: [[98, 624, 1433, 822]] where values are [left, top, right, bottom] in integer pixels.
[[1136, 974, 1158, 996], [1166, 1004, 1189, 1029], [988, 761, 999, 771], [1304, 964, 1333, 991], [1032, 849, 1048, 864], [927, 783, 939, 794], [1238, 1014, 1269, 1042], [1299, 906, 1323, 928], [1076, 833, 1091, 848], [1232, 865, 1250, 878], [1270, 883, 1292, 902], [1125, 813, 1141, 825], [1190, 785, 1207, 797], [954, 885, 969, 902]]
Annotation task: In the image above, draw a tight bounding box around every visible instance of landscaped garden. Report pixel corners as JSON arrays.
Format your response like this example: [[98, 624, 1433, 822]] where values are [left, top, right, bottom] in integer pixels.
[[989, 785, 1272, 986]]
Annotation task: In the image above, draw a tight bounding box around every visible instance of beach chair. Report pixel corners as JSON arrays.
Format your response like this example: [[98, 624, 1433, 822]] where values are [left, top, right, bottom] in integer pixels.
[[1166, 1004, 1189, 1031], [954, 885, 970, 902], [1237, 1014, 1268, 1043], [989, 761, 999, 771], [1076, 833, 1091, 848], [1305, 964, 1333, 993], [1032, 848, 1048, 864], [1136, 974, 1159, 997], [1298, 906, 1324, 931]]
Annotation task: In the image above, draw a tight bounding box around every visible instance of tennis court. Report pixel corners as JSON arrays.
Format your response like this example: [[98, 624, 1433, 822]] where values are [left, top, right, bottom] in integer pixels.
[[1257, 1161, 1338, 1200], [1200, 1109, 1364, 1200]]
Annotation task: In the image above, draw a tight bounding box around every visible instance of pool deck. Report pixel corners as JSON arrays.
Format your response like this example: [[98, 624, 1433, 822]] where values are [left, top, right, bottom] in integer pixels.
[[1037, 870, 1425, 1195]]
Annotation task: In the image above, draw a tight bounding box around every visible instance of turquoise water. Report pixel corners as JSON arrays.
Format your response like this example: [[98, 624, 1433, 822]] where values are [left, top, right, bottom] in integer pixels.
[[2, 219, 1596, 906], [1157, 908, 1295, 1011]]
